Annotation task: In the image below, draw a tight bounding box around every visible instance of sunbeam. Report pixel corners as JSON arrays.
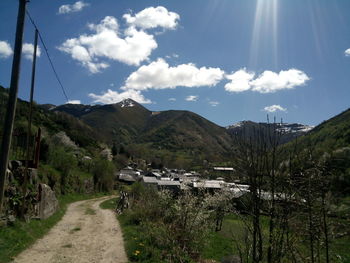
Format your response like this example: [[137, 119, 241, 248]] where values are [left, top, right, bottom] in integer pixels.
[[249, 0, 279, 68]]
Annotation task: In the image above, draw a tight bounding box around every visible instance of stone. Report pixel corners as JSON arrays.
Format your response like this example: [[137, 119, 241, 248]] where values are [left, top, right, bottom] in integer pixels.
[[38, 184, 59, 220], [28, 168, 38, 185]]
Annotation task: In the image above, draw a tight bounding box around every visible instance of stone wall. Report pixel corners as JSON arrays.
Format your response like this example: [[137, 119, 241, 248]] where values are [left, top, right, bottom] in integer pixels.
[[1, 161, 59, 223]]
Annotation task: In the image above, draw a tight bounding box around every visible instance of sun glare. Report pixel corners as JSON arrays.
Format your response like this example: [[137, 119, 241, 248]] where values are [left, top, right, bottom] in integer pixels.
[[250, 0, 279, 67]]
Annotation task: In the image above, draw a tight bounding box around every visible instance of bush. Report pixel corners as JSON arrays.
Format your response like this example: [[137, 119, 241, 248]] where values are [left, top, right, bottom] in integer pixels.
[[121, 185, 222, 262]]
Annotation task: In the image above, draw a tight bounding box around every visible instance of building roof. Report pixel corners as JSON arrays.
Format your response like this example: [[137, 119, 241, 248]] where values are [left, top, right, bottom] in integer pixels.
[[192, 180, 224, 189], [157, 181, 181, 186], [142, 176, 159, 184], [213, 167, 234, 171], [119, 174, 137, 182]]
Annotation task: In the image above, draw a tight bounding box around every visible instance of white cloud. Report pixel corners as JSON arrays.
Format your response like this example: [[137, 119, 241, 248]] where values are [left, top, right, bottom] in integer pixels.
[[58, 1, 89, 14], [251, 69, 310, 93], [225, 68, 309, 93], [0, 41, 13, 58], [123, 6, 180, 30], [263, 105, 287, 113], [345, 48, 350, 57], [225, 68, 255, 92], [123, 58, 224, 91], [58, 16, 158, 73], [88, 89, 151, 104], [22, 43, 41, 60], [168, 98, 176, 101], [66, 100, 81, 104], [209, 101, 219, 107], [185, 95, 198, 102]]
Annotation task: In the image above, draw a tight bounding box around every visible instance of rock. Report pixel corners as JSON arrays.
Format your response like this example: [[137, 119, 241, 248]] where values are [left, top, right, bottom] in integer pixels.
[[38, 184, 59, 219], [28, 168, 38, 185]]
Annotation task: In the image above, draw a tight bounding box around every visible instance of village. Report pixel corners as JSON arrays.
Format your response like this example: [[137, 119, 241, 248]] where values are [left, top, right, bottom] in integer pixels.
[[119, 166, 250, 197]]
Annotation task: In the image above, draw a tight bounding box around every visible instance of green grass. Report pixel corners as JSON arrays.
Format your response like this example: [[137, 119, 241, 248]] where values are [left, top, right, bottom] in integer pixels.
[[204, 213, 350, 263], [100, 197, 165, 262], [203, 214, 251, 261], [70, 226, 81, 233], [99, 197, 118, 210], [118, 213, 165, 263], [84, 207, 96, 215], [101, 196, 350, 263], [62, 243, 73, 248], [0, 192, 106, 263]]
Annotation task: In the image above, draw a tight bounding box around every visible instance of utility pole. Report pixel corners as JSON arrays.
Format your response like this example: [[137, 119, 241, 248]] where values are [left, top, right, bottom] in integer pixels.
[[0, 0, 27, 214], [21, 29, 38, 218]]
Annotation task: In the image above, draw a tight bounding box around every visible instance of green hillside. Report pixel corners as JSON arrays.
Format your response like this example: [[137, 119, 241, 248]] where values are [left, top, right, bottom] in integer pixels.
[[53, 100, 236, 162], [139, 110, 233, 154], [280, 108, 350, 196]]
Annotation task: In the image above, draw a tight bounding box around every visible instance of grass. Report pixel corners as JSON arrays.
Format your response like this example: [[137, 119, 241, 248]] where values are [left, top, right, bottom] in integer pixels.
[[70, 226, 81, 233], [0, 192, 107, 263], [84, 207, 96, 215], [99, 197, 118, 210], [204, 213, 350, 263], [203, 214, 250, 261], [62, 244, 73, 248], [100, 195, 350, 263], [100, 196, 164, 262], [118, 213, 165, 263]]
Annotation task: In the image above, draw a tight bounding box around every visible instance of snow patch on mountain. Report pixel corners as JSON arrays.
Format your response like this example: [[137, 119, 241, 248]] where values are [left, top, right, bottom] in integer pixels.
[[118, 99, 135, 108]]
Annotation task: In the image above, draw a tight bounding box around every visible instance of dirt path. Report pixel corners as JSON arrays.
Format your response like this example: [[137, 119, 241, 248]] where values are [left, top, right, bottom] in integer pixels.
[[13, 196, 128, 263]]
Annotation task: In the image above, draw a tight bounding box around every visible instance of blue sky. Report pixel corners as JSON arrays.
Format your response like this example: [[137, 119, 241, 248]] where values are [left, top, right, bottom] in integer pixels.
[[0, 0, 349, 127]]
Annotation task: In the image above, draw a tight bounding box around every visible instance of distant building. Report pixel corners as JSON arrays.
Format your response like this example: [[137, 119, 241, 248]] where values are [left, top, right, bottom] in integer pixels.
[[213, 167, 235, 171], [118, 167, 141, 183]]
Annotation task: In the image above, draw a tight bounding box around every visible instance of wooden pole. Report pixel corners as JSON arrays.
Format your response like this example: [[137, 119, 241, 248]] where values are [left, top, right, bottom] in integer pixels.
[[21, 29, 39, 218], [0, 0, 27, 214]]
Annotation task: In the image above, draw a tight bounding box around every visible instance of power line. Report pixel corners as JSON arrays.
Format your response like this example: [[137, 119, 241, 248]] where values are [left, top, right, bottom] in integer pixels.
[[25, 9, 69, 102]]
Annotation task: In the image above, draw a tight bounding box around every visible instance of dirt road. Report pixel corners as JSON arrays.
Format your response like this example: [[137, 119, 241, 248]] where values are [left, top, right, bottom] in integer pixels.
[[13, 196, 128, 263]]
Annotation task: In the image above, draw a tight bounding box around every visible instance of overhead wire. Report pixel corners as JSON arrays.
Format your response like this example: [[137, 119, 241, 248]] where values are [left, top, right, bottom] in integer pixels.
[[25, 9, 70, 102]]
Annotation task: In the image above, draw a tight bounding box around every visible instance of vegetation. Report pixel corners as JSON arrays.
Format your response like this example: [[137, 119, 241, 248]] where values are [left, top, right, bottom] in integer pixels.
[[1, 84, 350, 262], [0, 85, 118, 261], [112, 183, 232, 262], [100, 197, 118, 210]]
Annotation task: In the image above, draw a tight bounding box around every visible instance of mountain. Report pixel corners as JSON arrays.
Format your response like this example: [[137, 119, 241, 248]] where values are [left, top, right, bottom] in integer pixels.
[[227, 120, 313, 145], [139, 110, 233, 154], [283, 108, 350, 155], [52, 99, 235, 159], [279, 108, 350, 195], [0, 85, 100, 149], [53, 99, 150, 144]]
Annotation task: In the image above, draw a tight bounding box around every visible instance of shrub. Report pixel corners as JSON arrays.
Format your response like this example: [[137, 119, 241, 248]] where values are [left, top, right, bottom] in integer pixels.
[[121, 185, 223, 262]]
